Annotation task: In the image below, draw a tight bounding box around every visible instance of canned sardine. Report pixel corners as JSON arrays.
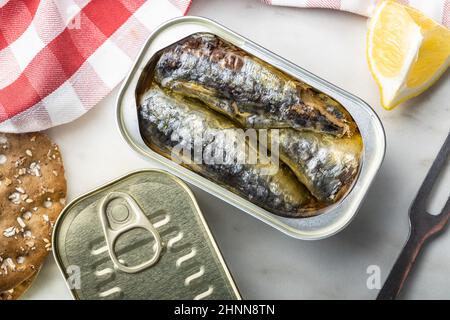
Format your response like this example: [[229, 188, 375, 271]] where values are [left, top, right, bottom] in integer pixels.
[[117, 16, 386, 240], [53, 170, 240, 300]]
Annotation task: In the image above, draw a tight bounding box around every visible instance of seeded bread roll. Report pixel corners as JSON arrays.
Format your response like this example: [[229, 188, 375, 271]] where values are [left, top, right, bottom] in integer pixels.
[[0, 133, 67, 293]]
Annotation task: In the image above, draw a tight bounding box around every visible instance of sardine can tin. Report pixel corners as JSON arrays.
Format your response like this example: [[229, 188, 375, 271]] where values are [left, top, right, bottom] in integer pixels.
[[116, 16, 386, 240], [52, 169, 241, 300]]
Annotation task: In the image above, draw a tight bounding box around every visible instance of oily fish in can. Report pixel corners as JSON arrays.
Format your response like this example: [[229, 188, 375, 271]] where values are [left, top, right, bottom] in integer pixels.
[[136, 33, 363, 219], [53, 170, 240, 300]]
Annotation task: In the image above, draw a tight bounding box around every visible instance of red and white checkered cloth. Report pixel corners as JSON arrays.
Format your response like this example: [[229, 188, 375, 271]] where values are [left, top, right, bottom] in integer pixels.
[[264, 0, 450, 27], [0, 0, 191, 133]]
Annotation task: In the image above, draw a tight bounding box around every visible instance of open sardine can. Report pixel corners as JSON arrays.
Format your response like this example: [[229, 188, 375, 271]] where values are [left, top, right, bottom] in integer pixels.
[[116, 16, 386, 240], [53, 169, 241, 300]]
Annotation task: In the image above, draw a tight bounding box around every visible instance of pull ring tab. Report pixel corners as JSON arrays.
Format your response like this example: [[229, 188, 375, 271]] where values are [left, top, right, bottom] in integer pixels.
[[99, 191, 162, 273]]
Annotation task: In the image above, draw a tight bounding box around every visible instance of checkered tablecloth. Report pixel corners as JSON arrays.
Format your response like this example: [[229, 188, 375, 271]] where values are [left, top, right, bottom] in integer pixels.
[[264, 0, 449, 26], [0, 0, 191, 133]]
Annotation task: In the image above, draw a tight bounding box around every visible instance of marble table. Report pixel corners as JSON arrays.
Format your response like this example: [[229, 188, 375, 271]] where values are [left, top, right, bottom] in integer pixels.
[[24, 0, 450, 300]]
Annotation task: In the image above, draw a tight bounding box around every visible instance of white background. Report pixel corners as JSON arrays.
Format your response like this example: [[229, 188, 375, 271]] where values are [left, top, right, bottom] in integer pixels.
[[24, 0, 450, 299]]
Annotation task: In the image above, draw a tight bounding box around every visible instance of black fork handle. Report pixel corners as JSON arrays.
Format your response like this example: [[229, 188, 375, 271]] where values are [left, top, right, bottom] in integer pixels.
[[377, 212, 450, 300], [378, 132, 450, 300], [376, 230, 426, 300]]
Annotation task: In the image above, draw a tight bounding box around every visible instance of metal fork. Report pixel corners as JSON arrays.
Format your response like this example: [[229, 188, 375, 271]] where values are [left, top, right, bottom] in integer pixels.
[[377, 132, 450, 300]]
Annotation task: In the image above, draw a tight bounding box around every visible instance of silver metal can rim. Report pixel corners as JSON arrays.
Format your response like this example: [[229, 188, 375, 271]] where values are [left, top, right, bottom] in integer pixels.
[[115, 16, 386, 240]]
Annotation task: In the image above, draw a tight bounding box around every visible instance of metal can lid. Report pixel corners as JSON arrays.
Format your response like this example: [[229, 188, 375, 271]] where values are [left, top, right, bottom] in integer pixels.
[[53, 169, 241, 300]]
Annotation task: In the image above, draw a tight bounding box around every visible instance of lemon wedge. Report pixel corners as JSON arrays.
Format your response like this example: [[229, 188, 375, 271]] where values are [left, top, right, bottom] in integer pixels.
[[367, 0, 450, 110]]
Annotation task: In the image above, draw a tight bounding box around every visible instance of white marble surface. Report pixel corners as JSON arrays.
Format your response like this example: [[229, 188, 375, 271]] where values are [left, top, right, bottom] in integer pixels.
[[23, 0, 450, 300]]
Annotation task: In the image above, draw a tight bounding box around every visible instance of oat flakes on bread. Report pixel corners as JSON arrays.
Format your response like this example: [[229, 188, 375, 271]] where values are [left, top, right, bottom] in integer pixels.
[[0, 133, 67, 293]]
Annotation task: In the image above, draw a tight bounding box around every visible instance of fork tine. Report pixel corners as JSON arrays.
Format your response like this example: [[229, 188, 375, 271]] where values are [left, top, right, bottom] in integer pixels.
[[411, 132, 450, 212]]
